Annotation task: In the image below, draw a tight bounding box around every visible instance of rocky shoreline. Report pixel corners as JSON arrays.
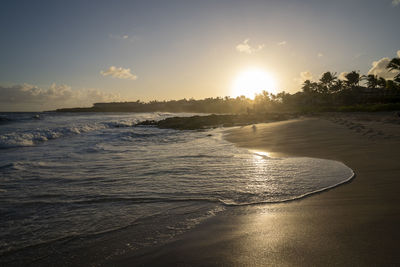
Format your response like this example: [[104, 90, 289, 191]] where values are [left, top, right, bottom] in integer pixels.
[[136, 113, 298, 130]]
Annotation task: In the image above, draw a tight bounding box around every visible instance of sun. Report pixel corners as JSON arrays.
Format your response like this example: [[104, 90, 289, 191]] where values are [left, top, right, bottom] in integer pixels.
[[231, 68, 277, 99]]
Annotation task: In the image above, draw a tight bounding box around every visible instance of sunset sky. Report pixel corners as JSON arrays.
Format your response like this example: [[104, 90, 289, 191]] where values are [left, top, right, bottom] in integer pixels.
[[1, 0, 399, 111]]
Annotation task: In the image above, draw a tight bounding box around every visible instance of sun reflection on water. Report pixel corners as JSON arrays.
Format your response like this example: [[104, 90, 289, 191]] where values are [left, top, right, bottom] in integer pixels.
[[252, 150, 271, 158], [243, 150, 280, 199]]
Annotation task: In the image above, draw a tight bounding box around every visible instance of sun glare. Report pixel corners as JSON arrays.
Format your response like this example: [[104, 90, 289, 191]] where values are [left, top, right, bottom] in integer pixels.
[[231, 68, 277, 99]]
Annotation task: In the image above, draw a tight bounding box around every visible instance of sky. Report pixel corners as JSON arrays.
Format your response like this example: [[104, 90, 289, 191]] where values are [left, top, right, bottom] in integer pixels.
[[0, 0, 399, 111]]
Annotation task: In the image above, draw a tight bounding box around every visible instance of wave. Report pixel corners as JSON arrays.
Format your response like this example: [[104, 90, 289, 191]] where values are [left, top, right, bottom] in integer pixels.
[[103, 121, 138, 128], [0, 124, 105, 149], [0, 116, 13, 125], [0, 162, 16, 170], [220, 170, 356, 206], [0, 162, 25, 171], [0, 112, 185, 149], [0, 113, 43, 125], [0, 161, 55, 171], [9, 197, 220, 206], [10, 170, 354, 207], [0, 203, 223, 262], [116, 169, 354, 206], [0, 123, 162, 149]]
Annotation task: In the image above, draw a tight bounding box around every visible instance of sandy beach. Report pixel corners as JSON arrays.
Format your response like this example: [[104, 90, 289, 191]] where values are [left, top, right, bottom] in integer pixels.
[[2, 1, 400, 266], [115, 112, 400, 266]]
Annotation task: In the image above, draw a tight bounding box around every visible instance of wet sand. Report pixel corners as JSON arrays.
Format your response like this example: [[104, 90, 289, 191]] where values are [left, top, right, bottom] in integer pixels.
[[116, 113, 400, 266]]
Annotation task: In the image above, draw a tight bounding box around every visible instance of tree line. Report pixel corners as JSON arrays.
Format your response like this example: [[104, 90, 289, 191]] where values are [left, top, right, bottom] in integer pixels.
[[57, 55, 400, 113], [251, 55, 400, 112]]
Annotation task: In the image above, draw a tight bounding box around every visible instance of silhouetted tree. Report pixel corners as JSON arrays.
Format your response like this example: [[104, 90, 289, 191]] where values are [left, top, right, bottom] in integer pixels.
[[365, 74, 379, 88], [332, 79, 344, 92], [387, 58, 400, 72], [319, 71, 337, 93], [387, 58, 400, 83], [345, 71, 361, 88], [301, 80, 319, 93], [378, 77, 387, 89], [302, 80, 312, 93], [386, 80, 396, 90]]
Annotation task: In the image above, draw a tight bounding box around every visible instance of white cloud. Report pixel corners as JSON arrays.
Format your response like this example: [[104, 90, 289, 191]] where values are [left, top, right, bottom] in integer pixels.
[[368, 57, 399, 80], [236, 39, 264, 54], [294, 71, 313, 85], [300, 71, 313, 81], [100, 66, 138, 80], [317, 53, 323, 58], [0, 83, 120, 111], [338, 72, 348, 81], [393, 0, 400, 6], [109, 34, 137, 43], [397, 50, 400, 57], [277, 41, 287, 46]]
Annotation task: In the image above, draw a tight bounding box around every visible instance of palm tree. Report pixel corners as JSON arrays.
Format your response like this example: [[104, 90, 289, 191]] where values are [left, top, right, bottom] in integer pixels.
[[387, 58, 400, 83], [319, 71, 337, 93], [377, 77, 387, 89], [301, 80, 319, 93], [345, 71, 360, 88], [301, 80, 313, 93], [387, 58, 400, 72], [331, 79, 344, 92], [365, 74, 379, 88]]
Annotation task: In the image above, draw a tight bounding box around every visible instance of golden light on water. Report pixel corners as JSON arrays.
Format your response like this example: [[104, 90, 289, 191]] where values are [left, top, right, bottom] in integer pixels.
[[253, 151, 271, 158], [231, 68, 277, 99]]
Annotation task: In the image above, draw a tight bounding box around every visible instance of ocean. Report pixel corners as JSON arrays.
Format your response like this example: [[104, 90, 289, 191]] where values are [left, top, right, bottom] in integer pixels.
[[0, 112, 354, 265]]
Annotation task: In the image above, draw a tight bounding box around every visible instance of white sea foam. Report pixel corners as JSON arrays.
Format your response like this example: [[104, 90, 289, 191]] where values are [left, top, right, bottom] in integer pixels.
[[0, 112, 198, 149], [0, 125, 103, 148]]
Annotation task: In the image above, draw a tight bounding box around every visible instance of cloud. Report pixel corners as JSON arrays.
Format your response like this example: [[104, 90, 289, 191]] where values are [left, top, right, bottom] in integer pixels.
[[236, 39, 264, 54], [398, 50, 400, 57], [317, 53, 323, 58], [393, 0, 400, 6], [368, 57, 399, 80], [294, 71, 313, 85], [109, 34, 138, 43], [0, 83, 120, 111], [110, 34, 122, 40], [109, 34, 129, 40], [277, 41, 287, 46], [100, 66, 137, 80], [300, 71, 313, 81], [338, 72, 348, 81]]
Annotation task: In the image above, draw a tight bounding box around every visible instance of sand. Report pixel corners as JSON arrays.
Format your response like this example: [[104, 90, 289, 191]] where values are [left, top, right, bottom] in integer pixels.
[[115, 113, 400, 266]]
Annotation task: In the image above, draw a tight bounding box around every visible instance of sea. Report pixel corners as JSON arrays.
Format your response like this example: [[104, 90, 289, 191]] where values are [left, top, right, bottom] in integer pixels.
[[0, 112, 354, 265]]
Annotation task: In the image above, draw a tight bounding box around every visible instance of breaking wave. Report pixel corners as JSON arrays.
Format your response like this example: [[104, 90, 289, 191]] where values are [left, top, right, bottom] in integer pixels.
[[0, 112, 195, 149], [0, 124, 105, 148]]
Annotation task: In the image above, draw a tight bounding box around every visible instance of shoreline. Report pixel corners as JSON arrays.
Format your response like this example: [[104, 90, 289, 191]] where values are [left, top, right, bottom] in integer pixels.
[[114, 113, 400, 266]]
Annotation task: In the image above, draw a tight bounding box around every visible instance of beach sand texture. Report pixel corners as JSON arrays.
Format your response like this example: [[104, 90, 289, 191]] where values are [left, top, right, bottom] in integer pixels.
[[116, 113, 400, 266]]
